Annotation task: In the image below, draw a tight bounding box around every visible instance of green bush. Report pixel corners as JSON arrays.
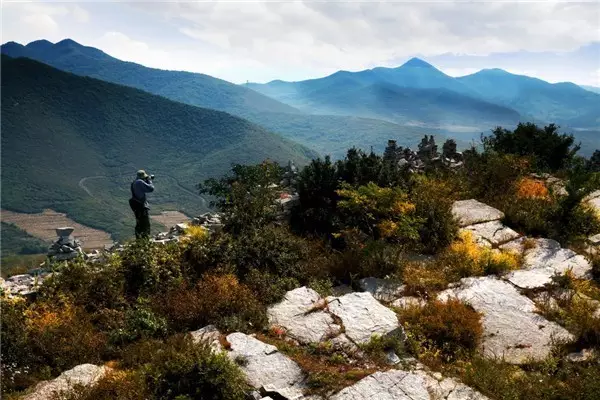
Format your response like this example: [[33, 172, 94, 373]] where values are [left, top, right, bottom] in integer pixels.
[[483, 123, 580, 171], [109, 298, 168, 345], [410, 176, 458, 253], [120, 240, 183, 297], [127, 335, 248, 400]]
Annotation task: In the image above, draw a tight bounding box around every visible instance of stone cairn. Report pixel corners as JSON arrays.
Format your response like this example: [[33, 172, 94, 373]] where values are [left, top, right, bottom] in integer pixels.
[[384, 136, 463, 173], [48, 227, 84, 260]]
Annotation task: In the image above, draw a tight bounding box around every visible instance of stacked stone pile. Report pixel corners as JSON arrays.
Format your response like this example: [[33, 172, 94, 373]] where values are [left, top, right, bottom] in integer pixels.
[[47, 227, 84, 261], [192, 212, 224, 232]]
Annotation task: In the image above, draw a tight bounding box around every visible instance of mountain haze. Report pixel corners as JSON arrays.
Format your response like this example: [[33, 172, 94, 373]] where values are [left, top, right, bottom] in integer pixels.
[[1, 39, 456, 159], [1, 39, 300, 119], [1, 55, 315, 240]]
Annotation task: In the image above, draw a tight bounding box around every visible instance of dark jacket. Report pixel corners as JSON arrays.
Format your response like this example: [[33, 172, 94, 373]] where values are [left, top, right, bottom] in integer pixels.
[[131, 178, 154, 209]]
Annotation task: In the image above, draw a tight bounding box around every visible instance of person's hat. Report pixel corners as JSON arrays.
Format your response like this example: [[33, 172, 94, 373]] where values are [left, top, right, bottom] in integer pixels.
[[136, 170, 149, 179]]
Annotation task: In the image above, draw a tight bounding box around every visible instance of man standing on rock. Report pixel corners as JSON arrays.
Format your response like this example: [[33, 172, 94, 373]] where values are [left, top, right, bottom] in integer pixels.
[[129, 170, 154, 239]]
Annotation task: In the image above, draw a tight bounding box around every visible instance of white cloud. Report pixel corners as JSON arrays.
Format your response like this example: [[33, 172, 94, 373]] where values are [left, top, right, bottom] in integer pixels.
[[72, 5, 90, 23], [20, 14, 59, 36]]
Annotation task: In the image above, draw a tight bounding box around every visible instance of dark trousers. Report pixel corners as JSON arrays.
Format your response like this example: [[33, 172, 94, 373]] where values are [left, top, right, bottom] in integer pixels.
[[134, 207, 151, 239]]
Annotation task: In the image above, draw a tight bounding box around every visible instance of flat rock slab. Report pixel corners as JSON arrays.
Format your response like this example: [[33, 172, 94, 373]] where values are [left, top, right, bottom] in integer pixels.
[[452, 199, 504, 227], [267, 287, 341, 343], [23, 364, 109, 400], [358, 277, 405, 302], [438, 277, 573, 364], [330, 369, 488, 400], [463, 220, 520, 247], [226, 332, 305, 391], [327, 292, 400, 344], [506, 239, 591, 289]]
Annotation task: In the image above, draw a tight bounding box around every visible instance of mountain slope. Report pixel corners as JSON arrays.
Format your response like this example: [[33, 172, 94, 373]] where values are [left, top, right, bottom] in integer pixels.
[[1, 55, 315, 240], [580, 85, 600, 94], [1, 39, 300, 118], [457, 69, 600, 127], [247, 58, 520, 129], [1, 39, 455, 158]]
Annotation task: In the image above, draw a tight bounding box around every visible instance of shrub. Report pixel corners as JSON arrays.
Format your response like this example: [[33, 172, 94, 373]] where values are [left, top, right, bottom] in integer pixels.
[[138, 335, 248, 400], [360, 332, 406, 365], [109, 298, 168, 345], [120, 239, 183, 297], [441, 231, 521, 280], [515, 177, 550, 200], [153, 274, 267, 333], [40, 256, 126, 313], [400, 298, 483, 361], [409, 176, 459, 253], [198, 161, 283, 234], [400, 262, 449, 298], [23, 295, 107, 374], [337, 182, 423, 245]]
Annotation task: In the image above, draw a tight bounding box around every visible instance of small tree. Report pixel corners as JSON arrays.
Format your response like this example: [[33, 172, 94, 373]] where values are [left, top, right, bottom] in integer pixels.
[[482, 123, 580, 171], [198, 161, 283, 234]]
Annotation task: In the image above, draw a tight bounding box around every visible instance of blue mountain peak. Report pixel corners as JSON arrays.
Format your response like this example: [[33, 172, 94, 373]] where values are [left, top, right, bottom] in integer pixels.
[[401, 57, 434, 68]]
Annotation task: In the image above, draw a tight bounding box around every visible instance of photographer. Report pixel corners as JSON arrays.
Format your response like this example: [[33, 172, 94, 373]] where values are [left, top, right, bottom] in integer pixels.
[[129, 169, 155, 239]]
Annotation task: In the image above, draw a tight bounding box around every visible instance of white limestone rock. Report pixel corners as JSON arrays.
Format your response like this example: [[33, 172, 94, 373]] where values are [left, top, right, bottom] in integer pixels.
[[330, 369, 488, 400], [438, 277, 573, 364], [226, 333, 305, 391], [452, 199, 504, 227], [507, 240, 592, 289], [190, 325, 222, 352], [462, 220, 521, 247], [391, 296, 426, 309], [267, 287, 341, 344], [327, 292, 400, 344], [358, 277, 405, 302], [23, 364, 110, 400]]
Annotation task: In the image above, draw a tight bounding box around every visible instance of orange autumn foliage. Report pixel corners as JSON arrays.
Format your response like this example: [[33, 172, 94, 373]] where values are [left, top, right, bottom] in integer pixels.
[[516, 178, 549, 200]]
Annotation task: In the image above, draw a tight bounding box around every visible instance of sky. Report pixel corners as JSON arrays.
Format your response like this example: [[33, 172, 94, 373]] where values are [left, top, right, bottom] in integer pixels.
[[2, 1, 600, 86]]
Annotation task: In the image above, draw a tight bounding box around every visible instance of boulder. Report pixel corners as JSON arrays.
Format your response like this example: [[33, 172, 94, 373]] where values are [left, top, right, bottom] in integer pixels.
[[267, 287, 341, 344], [226, 333, 305, 391], [358, 277, 405, 302], [462, 220, 521, 247], [330, 369, 488, 400], [452, 199, 504, 227], [438, 277, 573, 364], [190, 325, 222, 352], [23, 364, 109, 400], [327, 292, 400, 344]]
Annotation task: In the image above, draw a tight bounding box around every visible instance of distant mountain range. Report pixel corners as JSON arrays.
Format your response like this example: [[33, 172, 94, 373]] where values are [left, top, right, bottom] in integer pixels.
[[1, 39, 450, 158], [1, 55, 315, 240], [248, 58, 600, 130]]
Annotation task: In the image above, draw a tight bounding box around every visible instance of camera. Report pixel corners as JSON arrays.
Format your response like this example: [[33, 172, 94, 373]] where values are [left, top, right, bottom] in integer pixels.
[[149, 174, 155, 180]]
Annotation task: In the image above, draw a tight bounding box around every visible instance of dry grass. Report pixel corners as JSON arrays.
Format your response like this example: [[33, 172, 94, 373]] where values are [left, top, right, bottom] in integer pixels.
[[1, 209, 112, 249], [149, 211, 190, 229]]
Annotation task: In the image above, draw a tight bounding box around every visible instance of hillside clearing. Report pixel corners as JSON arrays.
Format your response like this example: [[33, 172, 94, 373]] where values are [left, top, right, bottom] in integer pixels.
[[150, 211, 191, 228], [1, 209, 113, 249]]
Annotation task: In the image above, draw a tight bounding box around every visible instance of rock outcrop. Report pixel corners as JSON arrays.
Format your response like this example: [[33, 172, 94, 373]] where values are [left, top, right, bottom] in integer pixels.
[[438, 277, 573, 364], [327, 292, 401, 344], [330, 369, 488, 400], [506, 238, 591, 289], [226, 333, 305, 393], [452, 199, 505, 227], [267, 287, 341, 344], [23, 364, 110, 400]]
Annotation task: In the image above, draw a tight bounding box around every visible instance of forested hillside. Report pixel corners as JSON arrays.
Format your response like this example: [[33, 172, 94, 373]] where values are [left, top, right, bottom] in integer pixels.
[[1, 55, 315, 240]]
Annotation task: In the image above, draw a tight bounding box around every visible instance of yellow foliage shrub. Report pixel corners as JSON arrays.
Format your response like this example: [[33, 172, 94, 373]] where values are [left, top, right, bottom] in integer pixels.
[[183, 225, 209, 240]]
